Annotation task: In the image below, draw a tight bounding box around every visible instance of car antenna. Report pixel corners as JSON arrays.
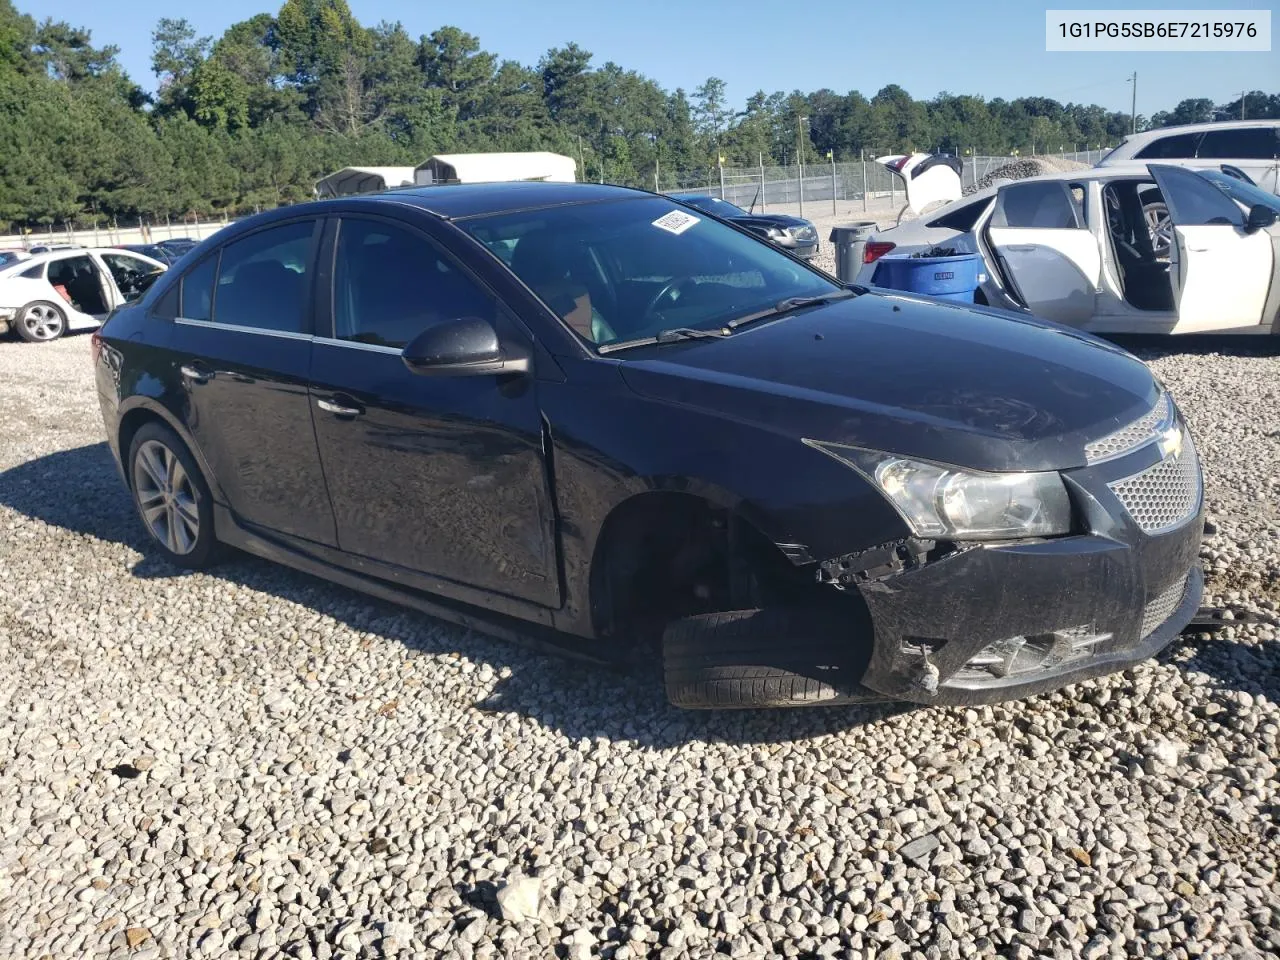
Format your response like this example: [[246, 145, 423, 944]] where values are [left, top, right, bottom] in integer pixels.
[[749, 184, 761, 215]]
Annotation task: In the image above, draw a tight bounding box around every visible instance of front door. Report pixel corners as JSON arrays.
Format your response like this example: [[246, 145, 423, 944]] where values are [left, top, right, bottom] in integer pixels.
[[308, 215, 560, 608], [165, 217, 337, 546], [1148, 165, 1273, 333], [986, 179, 1101, 326], [97, 251, 166, 307]]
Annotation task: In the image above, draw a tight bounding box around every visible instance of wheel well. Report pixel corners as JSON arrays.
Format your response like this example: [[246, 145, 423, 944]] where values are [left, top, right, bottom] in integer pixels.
[[588, 491, 846, 645], [116, 409, 165, 489]]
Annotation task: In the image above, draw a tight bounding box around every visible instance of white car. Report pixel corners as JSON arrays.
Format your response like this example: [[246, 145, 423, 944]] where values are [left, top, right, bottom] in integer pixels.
[[1097, 120, 1280, 194], [0, 247, 167, 343], [856, 163, 1280, 336]]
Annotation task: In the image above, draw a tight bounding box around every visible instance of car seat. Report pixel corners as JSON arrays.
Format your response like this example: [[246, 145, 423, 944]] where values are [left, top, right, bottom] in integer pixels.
[[510, 230, 616, 343]]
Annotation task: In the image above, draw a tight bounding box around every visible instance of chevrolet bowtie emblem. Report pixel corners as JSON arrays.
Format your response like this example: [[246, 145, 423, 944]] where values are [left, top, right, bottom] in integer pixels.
[[1157, 426, 1183, 460]]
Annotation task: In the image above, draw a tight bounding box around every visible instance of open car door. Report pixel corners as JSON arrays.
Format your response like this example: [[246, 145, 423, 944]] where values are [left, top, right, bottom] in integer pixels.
[[984, 179, 1100, 326], [1147, 164, 1273, 333]]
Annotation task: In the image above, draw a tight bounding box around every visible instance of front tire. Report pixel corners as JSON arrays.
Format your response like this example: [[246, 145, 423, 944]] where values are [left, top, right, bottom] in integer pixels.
[[662, 607, 872, 709], [128, 422, 221, 569], [14, 301, 67, 343]]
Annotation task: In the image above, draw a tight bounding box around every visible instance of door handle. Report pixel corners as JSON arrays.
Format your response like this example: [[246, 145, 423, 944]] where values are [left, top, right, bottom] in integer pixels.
[[179, 363, 213, 384], [1005, 244, 1037, 253], [317, 397, 363, 417]]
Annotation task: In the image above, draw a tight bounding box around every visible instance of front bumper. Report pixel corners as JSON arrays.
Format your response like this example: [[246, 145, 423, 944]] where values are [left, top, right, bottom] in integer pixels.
[[772, 237, 819, 259], [847, 434, 1205, 706]]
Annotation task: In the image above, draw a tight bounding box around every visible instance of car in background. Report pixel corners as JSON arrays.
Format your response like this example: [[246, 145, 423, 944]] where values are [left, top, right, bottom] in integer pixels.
[[1097, 120, 1280, 193], [95, 181, 1202, 710], [856, 163, 1280, 336], [114, 243, 183, 265], [27, 242, 84, 256], [673, 195, 820, 259], [0, 247, 166, 342], [157, 237, 199, 257], [0, 249, 29, 267]]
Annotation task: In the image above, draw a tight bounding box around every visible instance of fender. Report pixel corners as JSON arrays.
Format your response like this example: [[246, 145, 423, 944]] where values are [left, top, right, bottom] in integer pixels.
[[113, 394, 230, 507]]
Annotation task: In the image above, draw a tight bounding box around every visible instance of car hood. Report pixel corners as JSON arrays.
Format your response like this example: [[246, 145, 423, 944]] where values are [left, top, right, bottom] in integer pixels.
[[730, 213, 812, 230], [617, 292, 1159, 472]]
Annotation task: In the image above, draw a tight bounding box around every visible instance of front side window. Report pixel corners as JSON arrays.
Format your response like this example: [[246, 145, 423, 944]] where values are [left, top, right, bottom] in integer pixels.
[[461, 196, 837, 347], [992, 181, 1084, 229], [1157, 166, 1246, 226], [211, 220, 315, 333], [1197, 127, 1278, 160], [100, 253, 164, 302], [333, 218, 493, 348], [1197, 170, 1280, 215], [1134, 132, 1202, 160]]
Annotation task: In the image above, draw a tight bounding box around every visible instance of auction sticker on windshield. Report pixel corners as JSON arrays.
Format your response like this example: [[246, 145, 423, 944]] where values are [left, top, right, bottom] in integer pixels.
[[653, 210, 701, 235]]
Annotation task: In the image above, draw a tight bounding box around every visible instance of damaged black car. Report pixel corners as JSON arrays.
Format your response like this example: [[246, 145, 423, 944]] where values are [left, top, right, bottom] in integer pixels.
[[94, 181, 1203, 709]]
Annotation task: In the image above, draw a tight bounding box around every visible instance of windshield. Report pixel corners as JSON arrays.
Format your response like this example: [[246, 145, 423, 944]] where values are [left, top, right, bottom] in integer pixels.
[[461, 196, 838, 349], [681, 195, 749, 218], [1098, 139, 1129, 163], [1198, 170, 1280, 214]]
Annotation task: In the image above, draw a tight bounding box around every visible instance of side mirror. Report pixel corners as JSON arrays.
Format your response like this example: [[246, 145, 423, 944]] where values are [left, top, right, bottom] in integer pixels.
[[401, 316, 529, 377], [1245, 203, 1278, 234]]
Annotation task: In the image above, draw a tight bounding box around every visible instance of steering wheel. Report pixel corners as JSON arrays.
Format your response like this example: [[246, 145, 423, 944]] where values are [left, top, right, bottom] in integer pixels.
[[642, 276, 698, 322]]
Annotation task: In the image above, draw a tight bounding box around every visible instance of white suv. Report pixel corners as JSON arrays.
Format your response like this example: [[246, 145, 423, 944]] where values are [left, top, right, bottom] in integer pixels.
[[1097, 120, 1280, 193]]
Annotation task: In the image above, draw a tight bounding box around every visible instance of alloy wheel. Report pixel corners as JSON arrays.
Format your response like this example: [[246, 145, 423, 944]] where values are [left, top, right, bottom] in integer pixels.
[[19, 303, 65, 341], [132, 439, 200, 555], [1144, 203, 1173, 260]]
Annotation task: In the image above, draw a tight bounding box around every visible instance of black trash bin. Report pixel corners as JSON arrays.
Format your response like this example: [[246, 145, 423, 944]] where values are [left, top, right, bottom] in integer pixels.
[[827, 221, 878, 283]]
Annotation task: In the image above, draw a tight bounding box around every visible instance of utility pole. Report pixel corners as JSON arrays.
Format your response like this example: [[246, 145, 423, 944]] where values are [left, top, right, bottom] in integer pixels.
[[797, 115, 808, 217], [1130, 73, 1138, 133]]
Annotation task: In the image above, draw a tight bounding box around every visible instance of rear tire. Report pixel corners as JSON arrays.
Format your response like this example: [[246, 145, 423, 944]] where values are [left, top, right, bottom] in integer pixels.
[[14, 301, 66, 343], [662, 607, 870, 709], [128, 422, 222, 570]]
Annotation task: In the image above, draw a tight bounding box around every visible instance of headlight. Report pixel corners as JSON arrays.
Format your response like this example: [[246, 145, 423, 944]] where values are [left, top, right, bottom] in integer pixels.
[[789, 225, 817, 240], [764, 226, 785, 239], [806, 441, 1072, 540]]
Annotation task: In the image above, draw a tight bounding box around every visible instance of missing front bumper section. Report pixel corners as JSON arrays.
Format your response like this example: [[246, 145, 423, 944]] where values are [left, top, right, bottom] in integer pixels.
[[817, 538, 946, 587]]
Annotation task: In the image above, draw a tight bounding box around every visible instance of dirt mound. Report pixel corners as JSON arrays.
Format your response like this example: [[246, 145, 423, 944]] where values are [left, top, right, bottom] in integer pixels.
[[963, 155, 1092, 195]]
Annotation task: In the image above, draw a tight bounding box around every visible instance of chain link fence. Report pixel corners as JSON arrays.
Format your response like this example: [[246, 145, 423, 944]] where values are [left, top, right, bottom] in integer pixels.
[[0, 214, 236, 251], [662, 149, 1113, 212]]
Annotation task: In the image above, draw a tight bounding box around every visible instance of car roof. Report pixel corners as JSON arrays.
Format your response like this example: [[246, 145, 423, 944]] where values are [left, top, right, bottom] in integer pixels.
[[1118, 119, 1279, 144], [2, 247, 167, 270], [371, 180, 647, 219]]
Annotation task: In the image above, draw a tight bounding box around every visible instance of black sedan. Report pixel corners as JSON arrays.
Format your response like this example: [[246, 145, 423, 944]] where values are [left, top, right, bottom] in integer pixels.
[[675, 194, 820, 259], [114, 243, 182, 265], [94, 181, 1203, 709]]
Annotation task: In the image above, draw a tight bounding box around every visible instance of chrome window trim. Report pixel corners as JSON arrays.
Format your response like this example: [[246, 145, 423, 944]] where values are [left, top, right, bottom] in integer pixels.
[[171, 319, 408, 355], [312, 336, 404, 355], [174, 317, 312, 341]]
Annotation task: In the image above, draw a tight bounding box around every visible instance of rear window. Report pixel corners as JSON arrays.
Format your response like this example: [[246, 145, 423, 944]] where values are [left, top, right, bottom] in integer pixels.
[[1135, 132, 1203, 160], [927, 196, 993, 232], [1196, 127, 1278, 160]]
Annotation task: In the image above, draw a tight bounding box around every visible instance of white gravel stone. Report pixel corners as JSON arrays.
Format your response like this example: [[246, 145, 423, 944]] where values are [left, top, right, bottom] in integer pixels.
[[0, 334, 1277, 960]]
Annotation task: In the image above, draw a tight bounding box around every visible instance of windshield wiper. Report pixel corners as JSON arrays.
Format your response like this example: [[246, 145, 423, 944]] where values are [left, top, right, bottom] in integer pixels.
[[726, 287, 861, 331], [597, 326, 732, 355]]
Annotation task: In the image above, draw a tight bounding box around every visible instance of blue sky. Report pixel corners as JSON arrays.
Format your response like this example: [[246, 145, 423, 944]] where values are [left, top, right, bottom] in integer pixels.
[[34, 0, 1279, 117]]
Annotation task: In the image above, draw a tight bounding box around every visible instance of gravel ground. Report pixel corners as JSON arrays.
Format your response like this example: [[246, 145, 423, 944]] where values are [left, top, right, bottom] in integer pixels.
[[0, 334, 1277, 960]]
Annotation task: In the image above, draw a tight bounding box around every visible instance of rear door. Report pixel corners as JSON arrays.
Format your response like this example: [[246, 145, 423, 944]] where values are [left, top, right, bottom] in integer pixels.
[[985, 179, 1101, 326], [164, 217, 338, 545], [1148, 164, 1273, 333], [308, 214, 560, 608]]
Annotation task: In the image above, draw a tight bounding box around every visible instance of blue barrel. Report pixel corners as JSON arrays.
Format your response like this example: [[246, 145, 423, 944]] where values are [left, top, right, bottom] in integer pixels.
[[874, 252, 984, 303]]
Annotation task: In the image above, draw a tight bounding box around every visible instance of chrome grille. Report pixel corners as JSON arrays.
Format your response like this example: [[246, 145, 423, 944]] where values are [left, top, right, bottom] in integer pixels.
[[1085, 393, 1172, 464], [1140, 574, 1189, 639], [1108, 435, 1201, 534]]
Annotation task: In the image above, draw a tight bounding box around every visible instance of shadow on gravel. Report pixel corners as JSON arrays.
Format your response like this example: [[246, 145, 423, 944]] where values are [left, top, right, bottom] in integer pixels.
[[0, 442, 910, 745], [1164, 633, 1280, 706]]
